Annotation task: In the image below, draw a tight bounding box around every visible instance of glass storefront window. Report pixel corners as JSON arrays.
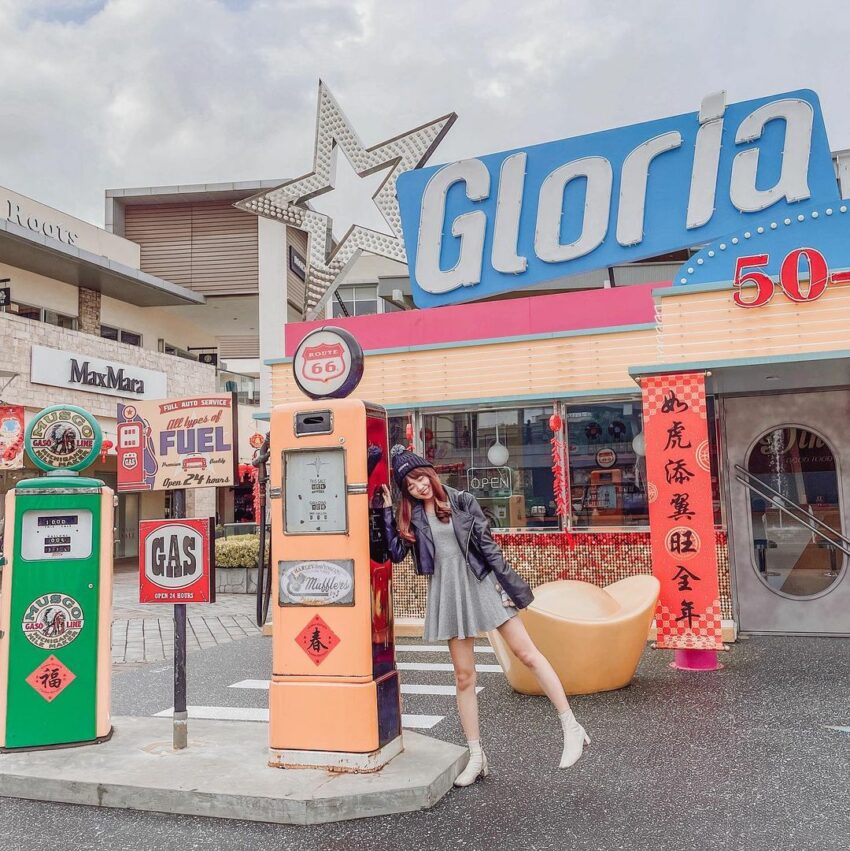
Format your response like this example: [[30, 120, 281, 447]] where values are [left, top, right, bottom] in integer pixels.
[[421, 407, 556, 529], [388, 414, 411, 451], [566, 401, 648, 528]]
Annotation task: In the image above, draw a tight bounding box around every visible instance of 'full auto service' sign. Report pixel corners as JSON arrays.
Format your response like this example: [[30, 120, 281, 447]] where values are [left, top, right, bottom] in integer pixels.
[[139, 518, 215, 604]]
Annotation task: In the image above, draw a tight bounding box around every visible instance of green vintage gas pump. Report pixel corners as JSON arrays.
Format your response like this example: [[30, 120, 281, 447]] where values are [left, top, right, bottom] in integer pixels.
[[0, 405, 113, 751]]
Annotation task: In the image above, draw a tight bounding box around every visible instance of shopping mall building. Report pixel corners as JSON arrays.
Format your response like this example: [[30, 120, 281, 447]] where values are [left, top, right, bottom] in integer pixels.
[[0, 181, 294, 556]]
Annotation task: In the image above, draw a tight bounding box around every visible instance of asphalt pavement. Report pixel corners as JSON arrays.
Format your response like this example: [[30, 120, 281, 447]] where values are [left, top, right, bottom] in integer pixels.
[[3, 633, 850, 851]]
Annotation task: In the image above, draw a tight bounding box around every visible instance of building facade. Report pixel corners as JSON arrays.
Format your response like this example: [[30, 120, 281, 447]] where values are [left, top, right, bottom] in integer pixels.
[[0, 184, 264, 558], [270, 267, 850, 637]]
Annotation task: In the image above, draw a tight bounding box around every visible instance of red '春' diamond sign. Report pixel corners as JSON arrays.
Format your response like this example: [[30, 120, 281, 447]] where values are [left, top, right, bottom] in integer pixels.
[[26, 655, 76, 702], [295, 614, 340, 666]]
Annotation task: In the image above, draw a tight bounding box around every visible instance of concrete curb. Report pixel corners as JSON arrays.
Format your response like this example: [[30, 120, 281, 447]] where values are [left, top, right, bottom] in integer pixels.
[[0, 716, 467, 825]]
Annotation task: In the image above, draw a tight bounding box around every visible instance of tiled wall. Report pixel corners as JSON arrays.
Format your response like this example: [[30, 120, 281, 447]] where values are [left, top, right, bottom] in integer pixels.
[[391, 530, 732, 620]]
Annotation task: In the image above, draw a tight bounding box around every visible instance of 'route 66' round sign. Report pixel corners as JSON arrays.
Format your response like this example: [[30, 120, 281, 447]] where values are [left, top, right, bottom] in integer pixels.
[[292, 326, 364, 399]]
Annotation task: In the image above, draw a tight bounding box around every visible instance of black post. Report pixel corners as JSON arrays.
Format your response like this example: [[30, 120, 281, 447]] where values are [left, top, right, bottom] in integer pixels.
[[172, 488, 188, 750]]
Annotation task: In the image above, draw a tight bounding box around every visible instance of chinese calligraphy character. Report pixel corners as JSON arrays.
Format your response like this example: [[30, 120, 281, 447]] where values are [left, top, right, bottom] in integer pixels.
[[676, 599, 699, 629], [668, 529, 698, 555], [669, 492, 695, 520], [664, 421, 692, 450], [665, 458, 695, 485], [308, 627, 328, 653], [672, 565, 701, 591], [661, 390, 689, 414], [38, 667, 62, 690]]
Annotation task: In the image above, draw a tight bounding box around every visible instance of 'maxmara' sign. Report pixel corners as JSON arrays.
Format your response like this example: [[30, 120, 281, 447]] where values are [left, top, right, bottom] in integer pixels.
[[396, 90, 841, 308]]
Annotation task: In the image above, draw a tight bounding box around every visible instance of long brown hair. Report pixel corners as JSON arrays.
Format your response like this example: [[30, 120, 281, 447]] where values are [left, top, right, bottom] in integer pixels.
[[397, 467, 452, 543]]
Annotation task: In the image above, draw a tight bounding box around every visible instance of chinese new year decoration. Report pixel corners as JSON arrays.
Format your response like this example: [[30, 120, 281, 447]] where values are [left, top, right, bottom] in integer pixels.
[[641, 373, 723, 650]]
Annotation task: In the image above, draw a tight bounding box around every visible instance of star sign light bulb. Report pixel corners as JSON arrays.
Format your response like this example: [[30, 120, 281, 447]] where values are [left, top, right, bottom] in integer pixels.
[[237, 81, 456, 319]]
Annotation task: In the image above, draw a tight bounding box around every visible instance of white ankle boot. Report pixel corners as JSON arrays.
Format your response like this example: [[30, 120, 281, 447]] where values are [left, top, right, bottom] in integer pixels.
[[559, 710, 590, 769], [454, 740, 489, 786]]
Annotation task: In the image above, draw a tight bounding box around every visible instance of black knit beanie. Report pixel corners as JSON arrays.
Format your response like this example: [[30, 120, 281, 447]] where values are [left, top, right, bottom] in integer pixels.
[[390, 444, 433, 487]]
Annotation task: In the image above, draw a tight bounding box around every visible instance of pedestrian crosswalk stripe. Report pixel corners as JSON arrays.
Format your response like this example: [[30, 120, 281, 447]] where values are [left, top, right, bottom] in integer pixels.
[[155, 705, 269, 722], [397, 662, 502, 673], [154, 705, 443, 730], [400, 714, 443, 730], [229, 679, 482, 696], [395, 644, 495, 654], [401, 683, 483, 696]]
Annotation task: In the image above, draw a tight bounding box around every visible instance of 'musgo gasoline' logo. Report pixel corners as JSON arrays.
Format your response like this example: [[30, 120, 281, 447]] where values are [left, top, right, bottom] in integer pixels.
[[21, 592, 85, 650], [25, 405, 102, 472]]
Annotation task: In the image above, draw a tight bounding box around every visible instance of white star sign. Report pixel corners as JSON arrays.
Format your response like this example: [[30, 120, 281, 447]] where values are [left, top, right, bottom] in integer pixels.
[[236, 81, 456, 319]]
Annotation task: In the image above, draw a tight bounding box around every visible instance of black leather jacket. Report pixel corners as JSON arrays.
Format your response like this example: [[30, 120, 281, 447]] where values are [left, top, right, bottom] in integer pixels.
[[382, 486, 534, 609]]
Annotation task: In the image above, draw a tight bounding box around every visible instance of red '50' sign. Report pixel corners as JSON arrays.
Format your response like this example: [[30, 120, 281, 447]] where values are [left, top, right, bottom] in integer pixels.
[[733, 247, 850, 308]]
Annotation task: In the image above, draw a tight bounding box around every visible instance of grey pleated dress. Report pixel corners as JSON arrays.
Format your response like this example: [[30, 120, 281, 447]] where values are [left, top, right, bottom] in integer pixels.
[[422, 510, 517, 642]]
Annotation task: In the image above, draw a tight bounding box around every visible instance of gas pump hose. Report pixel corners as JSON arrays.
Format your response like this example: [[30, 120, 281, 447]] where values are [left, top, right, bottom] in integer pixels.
[[252, 435, 272, 628]]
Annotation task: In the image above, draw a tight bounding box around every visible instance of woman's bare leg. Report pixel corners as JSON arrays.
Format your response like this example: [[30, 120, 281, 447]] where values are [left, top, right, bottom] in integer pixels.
[[448, 637, 479, 742], [496, 616, 569, 714], [496, 616, 589, 768]]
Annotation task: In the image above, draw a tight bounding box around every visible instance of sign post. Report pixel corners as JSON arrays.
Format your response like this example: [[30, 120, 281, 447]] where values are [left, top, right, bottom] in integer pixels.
[[139, 513, 215, 750]]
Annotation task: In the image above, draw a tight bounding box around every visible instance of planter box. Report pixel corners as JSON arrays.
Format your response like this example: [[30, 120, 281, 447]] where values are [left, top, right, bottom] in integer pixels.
[[216, 567, 259, 595]]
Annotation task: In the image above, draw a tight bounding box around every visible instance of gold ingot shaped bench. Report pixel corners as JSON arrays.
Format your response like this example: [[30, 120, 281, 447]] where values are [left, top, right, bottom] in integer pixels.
[[488, 576, 660, 695]]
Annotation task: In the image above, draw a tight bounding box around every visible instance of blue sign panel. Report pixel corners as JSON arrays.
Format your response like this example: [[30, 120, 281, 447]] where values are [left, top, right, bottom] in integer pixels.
[[396, 90, 839, 309]]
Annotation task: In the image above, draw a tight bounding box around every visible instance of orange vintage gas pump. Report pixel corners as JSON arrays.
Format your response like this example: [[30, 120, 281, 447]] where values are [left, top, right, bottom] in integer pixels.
[[258, 327, 402, 771]]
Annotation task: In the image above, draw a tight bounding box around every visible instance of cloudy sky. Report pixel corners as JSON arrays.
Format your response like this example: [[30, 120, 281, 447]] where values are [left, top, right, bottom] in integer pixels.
[[1, 0, 849, 226]]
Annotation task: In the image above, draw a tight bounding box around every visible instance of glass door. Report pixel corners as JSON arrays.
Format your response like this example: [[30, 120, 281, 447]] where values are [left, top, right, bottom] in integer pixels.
[[722, 391, 850, 633]]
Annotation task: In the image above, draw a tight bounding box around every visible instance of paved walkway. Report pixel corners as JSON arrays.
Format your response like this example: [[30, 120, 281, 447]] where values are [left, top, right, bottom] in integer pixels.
[[111, 569, 260, 666]]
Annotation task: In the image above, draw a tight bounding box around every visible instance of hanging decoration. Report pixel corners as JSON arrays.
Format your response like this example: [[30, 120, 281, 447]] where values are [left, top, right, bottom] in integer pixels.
[[0, 405, 25, 470], [549, 415, 570, 521], [487, 424, 510, 466], [236, 462, 260, 523]]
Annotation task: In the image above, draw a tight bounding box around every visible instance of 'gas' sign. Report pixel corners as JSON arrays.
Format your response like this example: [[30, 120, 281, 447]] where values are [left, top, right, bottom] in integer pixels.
[[139, 518, 215, 604]]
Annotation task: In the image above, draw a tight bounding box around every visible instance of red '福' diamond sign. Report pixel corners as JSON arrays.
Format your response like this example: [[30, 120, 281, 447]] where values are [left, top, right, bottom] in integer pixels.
[[26, 655, 76, 702], [295, 614, 340, 665]]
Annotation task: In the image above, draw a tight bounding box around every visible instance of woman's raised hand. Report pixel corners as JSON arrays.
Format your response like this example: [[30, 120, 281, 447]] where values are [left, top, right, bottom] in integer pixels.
[[380, 484, 393, 508]]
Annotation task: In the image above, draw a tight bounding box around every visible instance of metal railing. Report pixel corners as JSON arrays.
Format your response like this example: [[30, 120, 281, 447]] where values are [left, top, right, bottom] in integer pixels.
[[734, 464, 850, 558]]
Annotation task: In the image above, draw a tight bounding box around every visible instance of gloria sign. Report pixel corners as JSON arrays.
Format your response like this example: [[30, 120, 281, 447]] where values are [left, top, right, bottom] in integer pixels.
[[139, 518, 215, 603], [396, 89, 841, 308], [117, 395, 237, 492], [31, 345, 167, 400]]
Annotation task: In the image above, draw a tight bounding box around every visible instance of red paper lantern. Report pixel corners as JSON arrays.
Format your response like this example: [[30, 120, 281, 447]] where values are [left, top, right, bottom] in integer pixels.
[[100, 438, 114, 464], [549, 413, 562, 432]]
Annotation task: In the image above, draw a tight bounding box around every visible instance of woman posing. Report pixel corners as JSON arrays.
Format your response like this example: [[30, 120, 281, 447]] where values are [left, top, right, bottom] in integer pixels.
[[381, 446, 590, 787]]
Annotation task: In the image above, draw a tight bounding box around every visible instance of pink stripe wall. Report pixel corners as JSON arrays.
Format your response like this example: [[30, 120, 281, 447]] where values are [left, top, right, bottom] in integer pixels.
[[284, 281, 669, 356]]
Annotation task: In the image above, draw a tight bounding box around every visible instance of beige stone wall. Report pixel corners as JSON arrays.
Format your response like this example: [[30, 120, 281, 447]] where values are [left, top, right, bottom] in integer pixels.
[[77, 288, 101, 335], [0, 311, 216, 419]]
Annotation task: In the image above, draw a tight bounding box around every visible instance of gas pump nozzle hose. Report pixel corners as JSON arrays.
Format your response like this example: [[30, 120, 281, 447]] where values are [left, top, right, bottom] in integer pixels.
[[252, 435, 272, 628]]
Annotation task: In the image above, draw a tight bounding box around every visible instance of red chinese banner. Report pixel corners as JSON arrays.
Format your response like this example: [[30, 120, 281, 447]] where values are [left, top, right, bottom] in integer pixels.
[[642, 373, 723, 650], [0, 405, 25, 470]]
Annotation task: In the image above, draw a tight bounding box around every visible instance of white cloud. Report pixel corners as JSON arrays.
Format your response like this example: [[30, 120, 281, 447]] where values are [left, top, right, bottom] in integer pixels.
[[0, 0, 848, 225]]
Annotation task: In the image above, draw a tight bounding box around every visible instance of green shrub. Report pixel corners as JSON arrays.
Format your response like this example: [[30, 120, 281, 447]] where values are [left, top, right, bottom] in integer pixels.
[[215, 534, 269, 569]]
